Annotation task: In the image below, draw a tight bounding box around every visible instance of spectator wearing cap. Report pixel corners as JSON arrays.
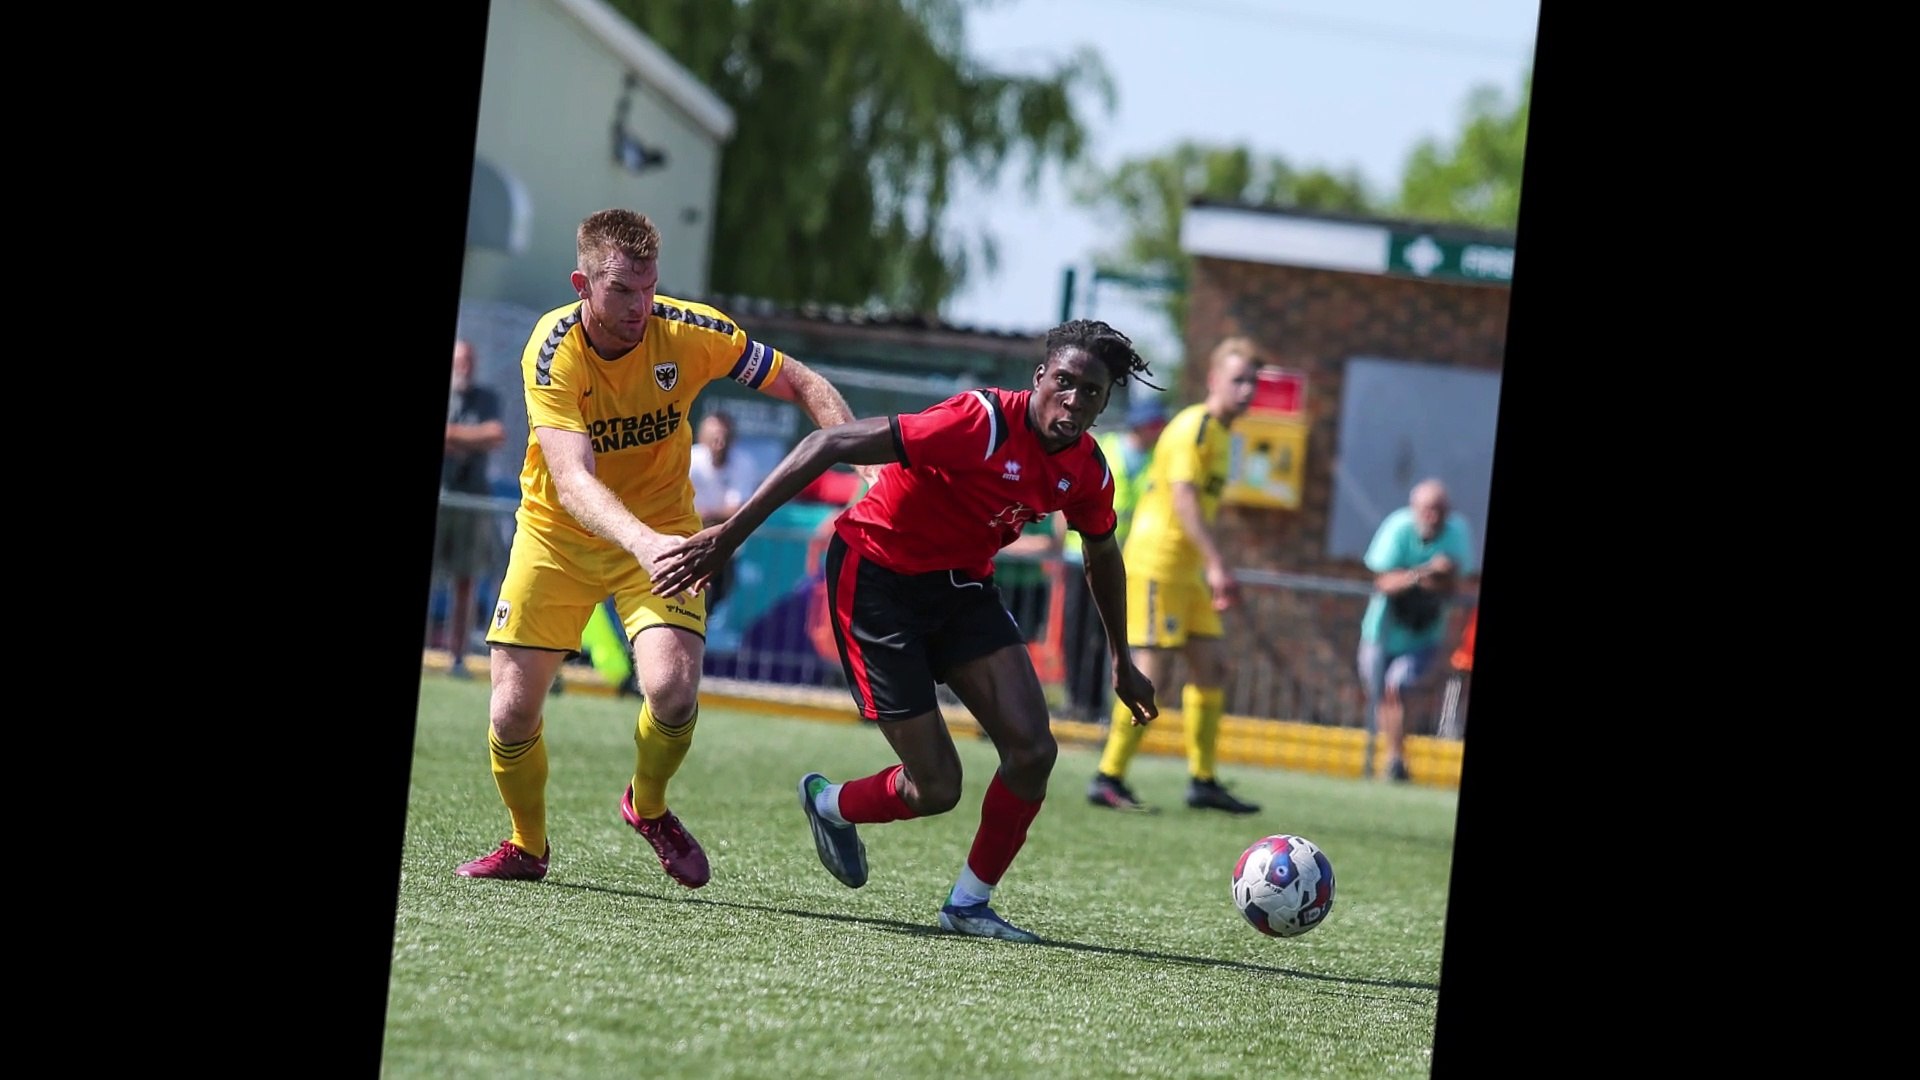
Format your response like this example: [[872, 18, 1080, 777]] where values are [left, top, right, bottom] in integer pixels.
[[1051, 395, 1170, 724]]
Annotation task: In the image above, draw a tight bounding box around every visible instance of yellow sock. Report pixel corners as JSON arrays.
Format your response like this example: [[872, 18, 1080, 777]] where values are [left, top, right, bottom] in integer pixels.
[[630, 701, 697, 820], [490, 725, 549, 856], [1097, 697, 1149, 779], [1184, 685, 1226, 782]]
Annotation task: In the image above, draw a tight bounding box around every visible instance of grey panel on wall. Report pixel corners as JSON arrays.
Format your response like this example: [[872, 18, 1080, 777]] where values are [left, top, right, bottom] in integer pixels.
[[467, 157, 531, 256], [1327, 357, 1501, 571]]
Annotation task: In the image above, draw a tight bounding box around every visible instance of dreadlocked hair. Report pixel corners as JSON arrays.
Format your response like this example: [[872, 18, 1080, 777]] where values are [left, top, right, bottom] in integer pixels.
[[1045, 319, 1164, 392]]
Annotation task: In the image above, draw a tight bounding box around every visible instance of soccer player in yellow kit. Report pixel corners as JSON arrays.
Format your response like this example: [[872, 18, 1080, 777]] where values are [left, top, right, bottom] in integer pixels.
[[1087, 336, 1264, 815], [454, 209, 864, 887]]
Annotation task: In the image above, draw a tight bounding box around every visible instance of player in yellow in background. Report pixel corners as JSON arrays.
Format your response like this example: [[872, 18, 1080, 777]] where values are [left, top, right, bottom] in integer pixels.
[[455, 208, 868, 887], [1051, 397, 1168, 724], [1087, 336, 1264, 814]]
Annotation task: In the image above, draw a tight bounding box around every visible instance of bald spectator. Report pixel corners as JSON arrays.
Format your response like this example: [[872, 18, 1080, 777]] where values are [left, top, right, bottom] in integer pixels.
[[436, 339, 507, 678], [1358, 478, 1475, 782]]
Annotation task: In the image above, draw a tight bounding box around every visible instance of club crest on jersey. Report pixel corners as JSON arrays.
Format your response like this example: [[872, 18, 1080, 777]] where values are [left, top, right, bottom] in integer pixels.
[[493, 600, 511, 630], [1057, 479, 1071, 491], [1002, 460, 1023, 481], [654, 362, 679, 392]]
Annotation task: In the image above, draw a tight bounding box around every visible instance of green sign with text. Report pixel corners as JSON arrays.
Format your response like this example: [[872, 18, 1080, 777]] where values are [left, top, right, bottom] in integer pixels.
[[1387, 232, 1515, 285]]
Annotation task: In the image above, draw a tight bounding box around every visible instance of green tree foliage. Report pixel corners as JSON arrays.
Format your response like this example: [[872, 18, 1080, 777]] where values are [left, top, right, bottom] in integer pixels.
[[1393, 68, 1531, 229], [1068, 142, 1375, 340], [1068, 66, 1530, 344], [614, 0, 1115, 313]]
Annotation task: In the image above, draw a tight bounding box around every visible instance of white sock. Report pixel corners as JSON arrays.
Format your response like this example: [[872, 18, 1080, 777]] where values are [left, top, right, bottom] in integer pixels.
[[949, 864, 993, 907], [815, 783, 849, 827]]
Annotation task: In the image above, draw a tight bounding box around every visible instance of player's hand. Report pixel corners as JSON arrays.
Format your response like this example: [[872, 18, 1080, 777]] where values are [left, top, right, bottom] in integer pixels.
[[649, 526, 733, 599], [1113, 662, 1158, 727], [1206, 560, 1239, 611], [632, 532, 684, 573]]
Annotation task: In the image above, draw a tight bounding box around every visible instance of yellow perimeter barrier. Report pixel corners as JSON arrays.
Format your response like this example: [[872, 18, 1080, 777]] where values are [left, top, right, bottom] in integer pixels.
[[421, 650, 1462, 790]]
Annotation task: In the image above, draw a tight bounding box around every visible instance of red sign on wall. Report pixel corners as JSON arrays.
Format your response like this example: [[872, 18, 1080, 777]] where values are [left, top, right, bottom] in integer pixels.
[[1252, 367, 1306, 417]]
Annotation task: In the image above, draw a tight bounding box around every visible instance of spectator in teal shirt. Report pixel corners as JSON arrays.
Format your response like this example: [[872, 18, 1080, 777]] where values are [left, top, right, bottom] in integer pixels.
[[1358, 478, 1475, 782]]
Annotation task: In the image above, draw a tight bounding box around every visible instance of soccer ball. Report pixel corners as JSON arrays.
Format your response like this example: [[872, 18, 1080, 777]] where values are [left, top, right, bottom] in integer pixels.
[[1231, 834, 1335, 938]]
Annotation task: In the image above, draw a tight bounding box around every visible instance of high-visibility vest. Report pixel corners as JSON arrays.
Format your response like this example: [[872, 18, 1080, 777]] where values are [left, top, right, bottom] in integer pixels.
[[1064, 431, 1151, 559]]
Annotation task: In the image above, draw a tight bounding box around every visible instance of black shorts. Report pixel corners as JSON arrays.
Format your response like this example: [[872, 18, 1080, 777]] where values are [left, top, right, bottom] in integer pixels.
[[823, 532, 1025, 721]]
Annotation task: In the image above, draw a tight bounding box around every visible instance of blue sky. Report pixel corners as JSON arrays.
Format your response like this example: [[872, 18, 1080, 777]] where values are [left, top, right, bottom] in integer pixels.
[[940, 0, 1540, 367]]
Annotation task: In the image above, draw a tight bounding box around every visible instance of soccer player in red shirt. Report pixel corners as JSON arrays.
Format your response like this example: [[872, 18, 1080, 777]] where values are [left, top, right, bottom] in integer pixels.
[[650, 320, 1162, 942]]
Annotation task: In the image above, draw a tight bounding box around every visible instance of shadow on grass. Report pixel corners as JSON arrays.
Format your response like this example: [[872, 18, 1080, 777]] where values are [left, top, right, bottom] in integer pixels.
[[547, 880, 1436, 993]]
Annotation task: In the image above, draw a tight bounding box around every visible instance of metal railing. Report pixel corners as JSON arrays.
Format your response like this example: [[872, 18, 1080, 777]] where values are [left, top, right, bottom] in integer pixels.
[[424, 492, 1474, 742]]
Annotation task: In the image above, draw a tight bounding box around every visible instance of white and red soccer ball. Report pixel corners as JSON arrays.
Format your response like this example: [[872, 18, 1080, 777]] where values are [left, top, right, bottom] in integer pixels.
[[1231, 834, 1335, 938]]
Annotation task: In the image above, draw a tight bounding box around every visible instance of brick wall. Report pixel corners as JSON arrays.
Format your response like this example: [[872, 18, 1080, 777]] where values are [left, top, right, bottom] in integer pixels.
[[1161, 257, 1507, 734]]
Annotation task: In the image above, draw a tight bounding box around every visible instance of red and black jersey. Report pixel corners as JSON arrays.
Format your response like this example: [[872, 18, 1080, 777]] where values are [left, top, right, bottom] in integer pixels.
[[834, 387, 1117, 578]]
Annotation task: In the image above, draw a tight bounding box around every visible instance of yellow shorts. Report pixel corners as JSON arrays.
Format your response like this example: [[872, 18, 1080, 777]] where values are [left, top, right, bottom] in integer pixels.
[[485, 516, 707, 653], [1126, 571, 1223, 649]]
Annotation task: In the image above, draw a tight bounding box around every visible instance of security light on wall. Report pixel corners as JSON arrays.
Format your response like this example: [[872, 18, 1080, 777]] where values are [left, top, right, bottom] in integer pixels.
[[613, 72, 669, 175]]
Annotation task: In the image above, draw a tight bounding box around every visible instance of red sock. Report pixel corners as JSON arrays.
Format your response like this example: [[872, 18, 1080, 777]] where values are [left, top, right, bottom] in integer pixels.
[[835, 764, 918, 824], [965, 772, 1045, 887]]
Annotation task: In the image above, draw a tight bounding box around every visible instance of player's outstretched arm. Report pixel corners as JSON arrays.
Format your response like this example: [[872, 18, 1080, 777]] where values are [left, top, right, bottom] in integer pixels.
[[757, 357, 880, 488], [757, 355, 855, 427], [538, 425, 680, 579], [1083, 532, 1158, 726], [649, 416, 897, 598]]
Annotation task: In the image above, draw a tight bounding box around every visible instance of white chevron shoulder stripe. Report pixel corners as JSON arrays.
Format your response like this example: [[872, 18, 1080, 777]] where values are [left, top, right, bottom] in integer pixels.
[[969, 389, 998, 460]]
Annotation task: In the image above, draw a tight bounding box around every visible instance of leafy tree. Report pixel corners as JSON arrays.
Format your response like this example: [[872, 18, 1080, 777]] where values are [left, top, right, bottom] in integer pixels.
[[615, 0, 1115, 313], [1393, 68, 1531, 229], [1068, 66, 1530, 346], [1068, 141, 1375, 342]]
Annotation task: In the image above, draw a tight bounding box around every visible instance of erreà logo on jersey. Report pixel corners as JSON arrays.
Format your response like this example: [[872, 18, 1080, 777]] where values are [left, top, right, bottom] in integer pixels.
[[1001, 460, 1022, 481], [654, 362, 679, 392], [591, 403, 682, 452]]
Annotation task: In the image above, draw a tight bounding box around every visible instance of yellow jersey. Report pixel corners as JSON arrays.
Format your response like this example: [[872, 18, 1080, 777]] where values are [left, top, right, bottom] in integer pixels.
[[511, 295, 788, 548], [1122, 402, 1233, 580]]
